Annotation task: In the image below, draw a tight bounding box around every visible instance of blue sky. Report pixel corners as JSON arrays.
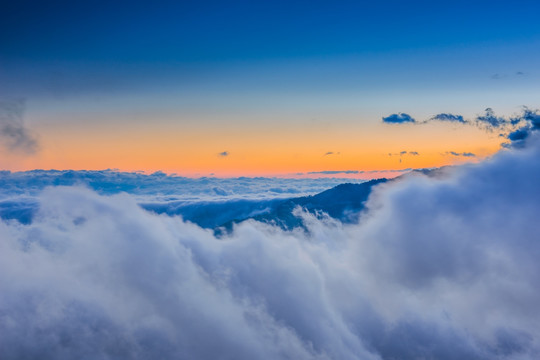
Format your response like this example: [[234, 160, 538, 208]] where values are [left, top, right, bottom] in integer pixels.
[[4, 1, 540, 62], [4, 0, 540, 96], [2, 0, 540, 175]]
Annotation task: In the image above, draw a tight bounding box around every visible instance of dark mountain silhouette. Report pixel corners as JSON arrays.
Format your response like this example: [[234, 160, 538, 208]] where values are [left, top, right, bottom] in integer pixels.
[[216, 178, 388, 232]]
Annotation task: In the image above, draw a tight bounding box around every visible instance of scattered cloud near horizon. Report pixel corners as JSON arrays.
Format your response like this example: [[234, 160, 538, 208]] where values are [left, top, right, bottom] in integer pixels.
[[218, 151, 229, 157], [445, 151, 476, 157], [382, 106, 540, 148], [307, 170, 359, 175], [388, 151, 419, 157], [301, 168, 415, 176], [387, 151, 420, 164]]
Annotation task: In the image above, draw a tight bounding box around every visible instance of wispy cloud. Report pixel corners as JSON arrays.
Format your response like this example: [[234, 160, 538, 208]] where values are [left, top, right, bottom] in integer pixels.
[[384, 112, 467, 126], [474, 108, 508, 129], [307, 170, 359, 175], [388, 151, 420, 163], [491, 71, 526, 79], [503, 107, 540, 147], [323, 151, 340, 156], [445, 151, 476, 157], [218, 151, 229, 157], [0, 99, 39, 155], [429, 113, 466, 123], [388, 151, 419, 156]]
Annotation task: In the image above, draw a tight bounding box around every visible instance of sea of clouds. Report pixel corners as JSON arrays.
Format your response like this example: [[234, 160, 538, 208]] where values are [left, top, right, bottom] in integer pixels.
[[0, 172, 365, 227], [2, 135, 540, 359], [0, 170, 366, 200]]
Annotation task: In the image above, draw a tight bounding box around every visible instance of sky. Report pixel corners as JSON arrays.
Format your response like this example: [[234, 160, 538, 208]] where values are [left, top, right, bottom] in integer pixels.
[[2, 0, 540, 177], [2, 2, 540, 356]]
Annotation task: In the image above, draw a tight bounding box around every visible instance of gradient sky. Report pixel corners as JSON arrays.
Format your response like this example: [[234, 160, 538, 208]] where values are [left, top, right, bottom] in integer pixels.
[[2, 0, 540, 177]]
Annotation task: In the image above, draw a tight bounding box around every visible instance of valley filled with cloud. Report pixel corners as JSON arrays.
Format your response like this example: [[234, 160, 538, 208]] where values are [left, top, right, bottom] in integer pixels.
[[4, 1, 540, 359], [2, 134, 540, 359]]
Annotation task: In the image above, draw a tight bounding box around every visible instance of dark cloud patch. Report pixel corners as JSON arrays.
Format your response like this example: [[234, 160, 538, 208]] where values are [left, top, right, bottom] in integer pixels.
[[382, 113, 415, 124], [323, 151, 340, 156], [504, 107, 540, 147], [381, 107, 539, 140], [508, 128, 530, 142], [430, 113, 466, 123], [446, 151, 476, 157], [388, 151, 419, 164], [218, 151, 229, 157], [0, 99, 39, 155], [388, 151, 420, 157], [307, 170, 359, 175], [475, 108, 509, 129], [522, 108, 540, 130]]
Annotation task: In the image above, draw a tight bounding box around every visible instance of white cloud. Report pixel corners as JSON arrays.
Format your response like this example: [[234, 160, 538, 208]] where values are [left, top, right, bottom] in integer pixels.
[[1, 135, 540, 358], [0, 170, 365, 200]]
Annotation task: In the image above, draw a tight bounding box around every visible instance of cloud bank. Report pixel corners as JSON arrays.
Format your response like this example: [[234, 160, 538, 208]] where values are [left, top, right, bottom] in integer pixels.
[[0, 170, 365, 200], [0, 171, 369, 227], [1, 135, 540, 358]]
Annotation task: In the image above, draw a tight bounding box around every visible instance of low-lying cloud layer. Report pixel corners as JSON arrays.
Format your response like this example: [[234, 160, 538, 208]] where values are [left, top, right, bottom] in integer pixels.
[[0, 170, 365, 200], [1, 135, 540, 359]]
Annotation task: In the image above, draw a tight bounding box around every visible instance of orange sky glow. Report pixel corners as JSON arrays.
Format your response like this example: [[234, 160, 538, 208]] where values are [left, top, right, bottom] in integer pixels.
[[0, 116, 503, 178]]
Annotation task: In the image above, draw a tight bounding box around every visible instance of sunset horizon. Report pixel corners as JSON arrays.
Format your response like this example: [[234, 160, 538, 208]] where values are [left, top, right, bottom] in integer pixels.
[[2, 1, 540, 359]]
